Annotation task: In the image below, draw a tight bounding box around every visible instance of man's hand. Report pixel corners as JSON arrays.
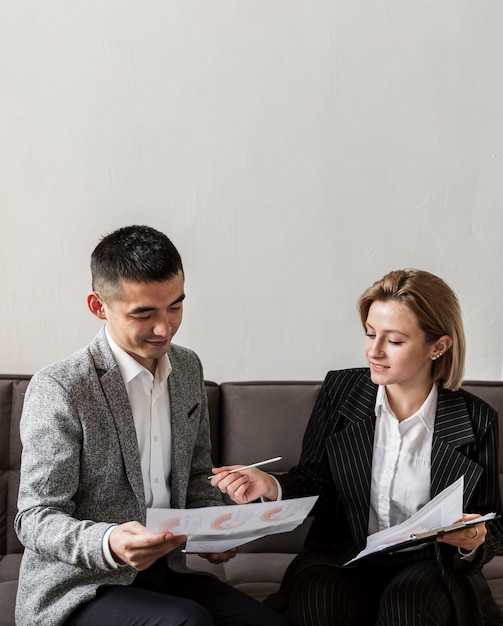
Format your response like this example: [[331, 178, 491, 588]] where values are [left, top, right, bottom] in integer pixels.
[[109, 521, 186, 571], [197, 546, 241, 564]]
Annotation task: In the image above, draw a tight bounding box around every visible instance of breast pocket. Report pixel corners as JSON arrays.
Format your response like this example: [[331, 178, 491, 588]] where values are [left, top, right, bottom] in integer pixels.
[[187, 403, 199, 419]]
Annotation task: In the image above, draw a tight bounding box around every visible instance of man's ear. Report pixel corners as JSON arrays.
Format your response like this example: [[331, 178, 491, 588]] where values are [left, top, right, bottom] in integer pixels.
[[87, 292, 107, 320]]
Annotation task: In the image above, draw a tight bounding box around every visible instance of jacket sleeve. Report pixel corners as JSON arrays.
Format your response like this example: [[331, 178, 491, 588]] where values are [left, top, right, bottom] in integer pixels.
[[275, 370, 361, 501], [14, 371, 114, 571], [445, 398, 503, 576]]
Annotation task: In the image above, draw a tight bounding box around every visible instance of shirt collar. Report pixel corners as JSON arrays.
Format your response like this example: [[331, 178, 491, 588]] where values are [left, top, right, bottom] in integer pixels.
[[105, 326, 172, 385], [375, 383, 438, 431]]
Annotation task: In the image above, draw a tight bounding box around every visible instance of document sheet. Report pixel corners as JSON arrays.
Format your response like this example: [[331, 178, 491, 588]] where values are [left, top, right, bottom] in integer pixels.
[[147, 495, 318, 553], [345, 476, 497, 565]]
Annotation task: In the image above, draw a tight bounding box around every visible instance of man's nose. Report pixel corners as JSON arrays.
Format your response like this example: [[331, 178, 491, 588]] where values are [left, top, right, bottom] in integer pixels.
[[153, 314, 173, 337]]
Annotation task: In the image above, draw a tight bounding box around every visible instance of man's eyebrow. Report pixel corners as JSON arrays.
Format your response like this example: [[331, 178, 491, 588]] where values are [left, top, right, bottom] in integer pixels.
[[172, 293, 186, 305], [129, 293, 186, 315]]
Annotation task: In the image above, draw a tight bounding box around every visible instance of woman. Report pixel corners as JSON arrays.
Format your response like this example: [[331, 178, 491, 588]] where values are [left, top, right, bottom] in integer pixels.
[[210, 269, 503, 625]]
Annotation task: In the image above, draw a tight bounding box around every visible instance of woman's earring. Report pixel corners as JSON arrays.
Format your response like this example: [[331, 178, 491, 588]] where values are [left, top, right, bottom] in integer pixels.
[[431, 352, 443, 361]]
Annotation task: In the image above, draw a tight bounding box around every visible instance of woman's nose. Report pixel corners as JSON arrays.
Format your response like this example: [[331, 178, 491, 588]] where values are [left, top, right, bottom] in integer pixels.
[[368, 339, 385, 357]]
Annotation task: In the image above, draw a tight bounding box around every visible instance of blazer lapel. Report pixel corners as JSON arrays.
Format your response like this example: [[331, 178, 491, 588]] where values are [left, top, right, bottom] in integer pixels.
[[431, 387, 482, 505], [90, 329, 146, 513], [326, 378, 483, 548], [326, 374, 377, 548], [167, 357, 195, 509]]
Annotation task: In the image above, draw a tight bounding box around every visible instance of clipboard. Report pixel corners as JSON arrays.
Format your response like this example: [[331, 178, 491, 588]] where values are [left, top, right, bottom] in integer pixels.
[[410, 513, 501, 541], [345, 512, 500, 565]]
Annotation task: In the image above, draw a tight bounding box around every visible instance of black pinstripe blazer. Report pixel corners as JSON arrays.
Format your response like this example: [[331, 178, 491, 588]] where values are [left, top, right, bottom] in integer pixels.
[[275, 368, 503, 623]]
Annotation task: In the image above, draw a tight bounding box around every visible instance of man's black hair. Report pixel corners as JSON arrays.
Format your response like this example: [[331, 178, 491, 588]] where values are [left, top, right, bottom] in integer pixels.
[[91, 225, 183, 299]]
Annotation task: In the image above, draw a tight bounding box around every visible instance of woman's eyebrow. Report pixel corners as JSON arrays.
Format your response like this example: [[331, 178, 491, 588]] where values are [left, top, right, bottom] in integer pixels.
[[366, 323, 410, 337]]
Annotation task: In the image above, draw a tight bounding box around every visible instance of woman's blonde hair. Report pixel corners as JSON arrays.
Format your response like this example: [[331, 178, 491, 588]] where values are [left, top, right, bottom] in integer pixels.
[[358, 269, 466, 391]]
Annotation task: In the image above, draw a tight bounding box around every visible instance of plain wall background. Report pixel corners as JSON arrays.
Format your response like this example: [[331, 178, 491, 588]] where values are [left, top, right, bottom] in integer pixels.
[[1, 1, 502, 382]]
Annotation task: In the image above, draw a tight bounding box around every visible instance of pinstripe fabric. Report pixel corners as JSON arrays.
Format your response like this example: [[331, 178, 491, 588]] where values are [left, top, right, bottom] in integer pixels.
[[271, 369, 503, 626], [286, 556, 454, 626]]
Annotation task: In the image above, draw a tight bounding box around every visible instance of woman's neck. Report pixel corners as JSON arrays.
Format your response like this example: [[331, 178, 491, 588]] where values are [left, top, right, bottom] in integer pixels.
[[385, 381, 435, 422]]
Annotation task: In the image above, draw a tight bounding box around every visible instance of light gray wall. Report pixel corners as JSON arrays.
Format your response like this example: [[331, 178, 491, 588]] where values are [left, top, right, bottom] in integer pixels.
[[1, 1, 502, 382]]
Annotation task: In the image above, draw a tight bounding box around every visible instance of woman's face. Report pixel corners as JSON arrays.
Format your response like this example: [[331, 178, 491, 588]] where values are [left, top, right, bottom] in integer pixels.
[[364, 299, 438, 392]]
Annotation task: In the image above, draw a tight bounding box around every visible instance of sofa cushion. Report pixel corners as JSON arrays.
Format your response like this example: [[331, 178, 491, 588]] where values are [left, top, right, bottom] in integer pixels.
[[186, 552, 295, 603], [0, 579, 16, 626], [219, 381, 322, 471], [223, 552, 295, 601], [0, 554, 22, 626], [0, 554, 22, 584], [483, 557, 503, 611]]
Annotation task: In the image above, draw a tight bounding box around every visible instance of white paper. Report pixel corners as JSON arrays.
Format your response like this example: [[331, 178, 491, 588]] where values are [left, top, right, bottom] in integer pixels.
[[346, 476, 463, 564], [147, 495, 318, 553], [346, 476, 496, 565]]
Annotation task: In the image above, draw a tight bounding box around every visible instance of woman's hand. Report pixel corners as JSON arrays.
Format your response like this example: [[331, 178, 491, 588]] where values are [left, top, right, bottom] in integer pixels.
[[209, 466, 279, 503], [436, 513, 486, 552], [198, 546, 241, 564]]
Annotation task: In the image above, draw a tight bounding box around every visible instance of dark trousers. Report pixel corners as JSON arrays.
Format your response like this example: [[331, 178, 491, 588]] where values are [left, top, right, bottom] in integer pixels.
[[285, 556, 455, 626], [64, 559, 287, 626], [265, 544, 503, 626]]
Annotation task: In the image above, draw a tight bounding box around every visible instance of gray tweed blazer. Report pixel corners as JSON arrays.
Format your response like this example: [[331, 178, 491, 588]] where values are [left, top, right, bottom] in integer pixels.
[[14, 328, 222, 626]]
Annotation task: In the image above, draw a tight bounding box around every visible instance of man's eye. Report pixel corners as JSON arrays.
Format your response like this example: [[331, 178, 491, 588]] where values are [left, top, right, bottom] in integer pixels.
[[132, 315, 151, 321]]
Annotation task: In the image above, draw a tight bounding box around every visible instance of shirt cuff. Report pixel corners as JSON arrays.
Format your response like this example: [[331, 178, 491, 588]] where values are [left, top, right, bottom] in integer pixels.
[[103, 525, 122, 568], [457, 546, 478, 560], [260, 475, 282, 501]]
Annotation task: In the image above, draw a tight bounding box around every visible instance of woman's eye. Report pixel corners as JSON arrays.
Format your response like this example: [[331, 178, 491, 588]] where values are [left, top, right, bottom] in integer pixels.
[[387, 340, 403, 345], [364, 333, 376, 338]]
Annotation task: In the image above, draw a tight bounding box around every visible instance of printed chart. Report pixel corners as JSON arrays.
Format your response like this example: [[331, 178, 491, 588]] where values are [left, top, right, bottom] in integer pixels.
[[147, 496, 318, 552]]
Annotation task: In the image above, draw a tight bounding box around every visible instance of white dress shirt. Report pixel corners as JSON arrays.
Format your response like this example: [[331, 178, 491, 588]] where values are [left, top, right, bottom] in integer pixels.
[[106, 328, 173, 508], [368, 384, 437, 534], [103, 328, 173, 566]]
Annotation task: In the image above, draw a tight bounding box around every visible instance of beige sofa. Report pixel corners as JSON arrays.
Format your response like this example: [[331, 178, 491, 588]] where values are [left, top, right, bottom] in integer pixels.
[[1, 375, 503, 625]]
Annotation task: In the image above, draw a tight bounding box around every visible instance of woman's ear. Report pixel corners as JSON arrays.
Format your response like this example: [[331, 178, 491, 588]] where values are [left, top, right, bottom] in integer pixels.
[[87, 292, 107, 320], [431, 335, 454, 359]]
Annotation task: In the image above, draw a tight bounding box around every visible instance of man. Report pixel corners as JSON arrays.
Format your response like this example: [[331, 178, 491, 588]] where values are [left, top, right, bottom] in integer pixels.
[[15, 225, 286, 626]]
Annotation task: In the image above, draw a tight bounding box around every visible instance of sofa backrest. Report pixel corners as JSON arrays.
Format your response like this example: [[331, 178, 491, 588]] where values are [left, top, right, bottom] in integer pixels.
[[218, 379, 503, 473], [218, 381, 322, 472], [0, 375, 30, 556], [205, 381, 221, 464]]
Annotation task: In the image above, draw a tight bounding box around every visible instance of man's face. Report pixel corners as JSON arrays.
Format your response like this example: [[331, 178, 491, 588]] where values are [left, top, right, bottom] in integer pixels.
[[90, 272, 185, 373]]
